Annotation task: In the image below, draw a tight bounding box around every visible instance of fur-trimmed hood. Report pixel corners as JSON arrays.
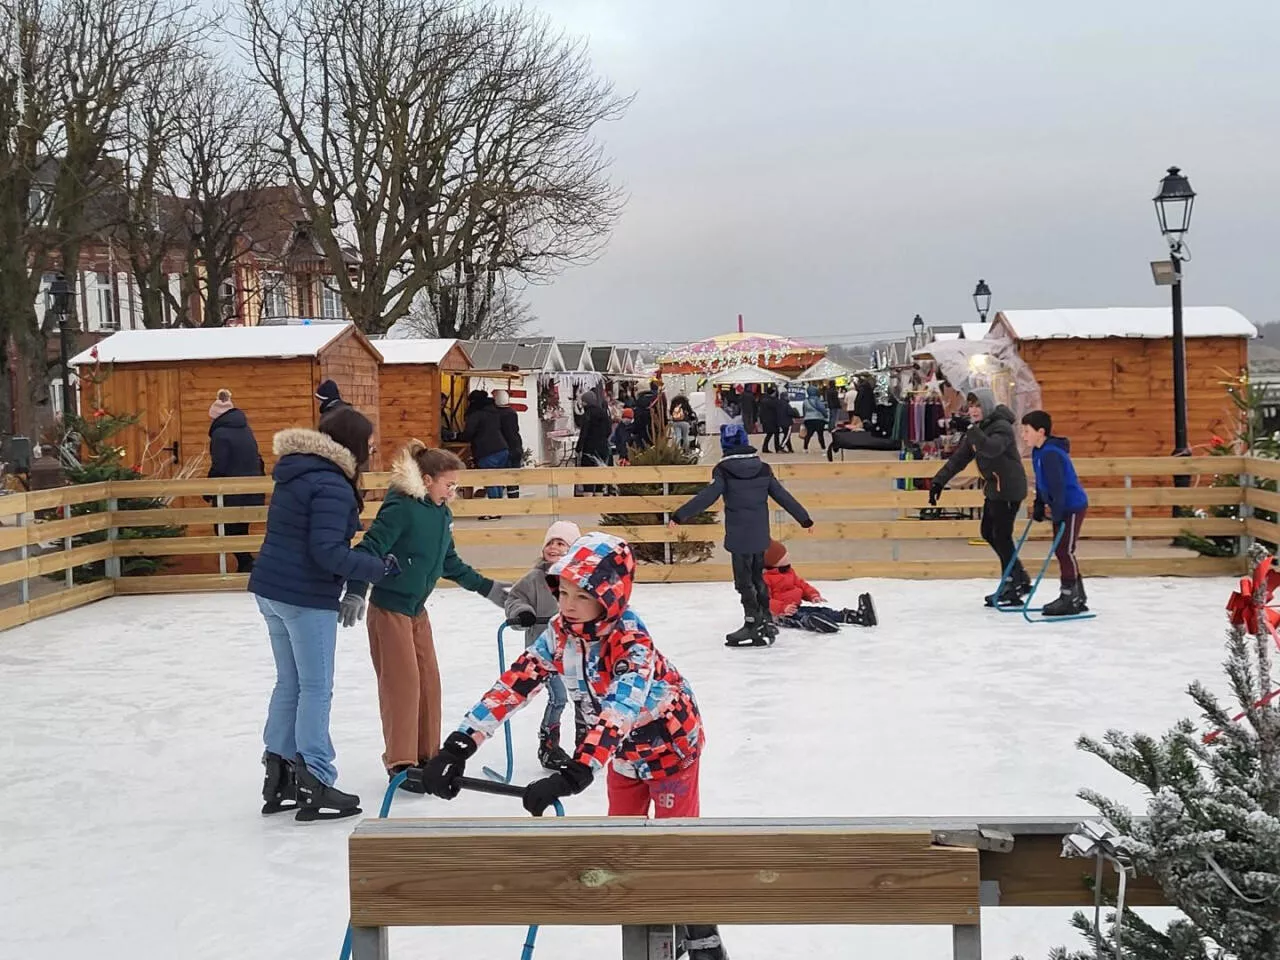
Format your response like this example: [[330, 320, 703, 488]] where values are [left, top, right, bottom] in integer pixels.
[[386, 444, 428, 500], [272, 428, 357, 478]]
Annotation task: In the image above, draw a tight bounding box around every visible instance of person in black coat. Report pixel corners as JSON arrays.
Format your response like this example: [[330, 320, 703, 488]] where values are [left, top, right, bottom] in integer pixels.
[[772, 392, 796, 453], [493, 389, 524, 499], [207, 389, 265, 573], [459, 390, 509, 503], [315, 379, 349, 416], [576, 389, 613, 494], [670, 423, 813, 648], [758, 386, 780, 453], [740, 386, 757, 434]]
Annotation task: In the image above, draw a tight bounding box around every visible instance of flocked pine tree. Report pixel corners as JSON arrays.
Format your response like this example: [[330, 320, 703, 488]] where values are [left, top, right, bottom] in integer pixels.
[[1021, 546, 1280, 960]]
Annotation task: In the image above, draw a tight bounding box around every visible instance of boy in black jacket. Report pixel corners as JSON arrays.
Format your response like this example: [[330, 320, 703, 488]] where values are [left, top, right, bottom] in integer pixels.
[[670, 424, 814, 647]]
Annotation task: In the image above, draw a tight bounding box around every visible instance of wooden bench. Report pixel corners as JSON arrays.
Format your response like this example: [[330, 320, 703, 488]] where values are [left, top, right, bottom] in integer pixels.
[[347, 815, 1165, 959]]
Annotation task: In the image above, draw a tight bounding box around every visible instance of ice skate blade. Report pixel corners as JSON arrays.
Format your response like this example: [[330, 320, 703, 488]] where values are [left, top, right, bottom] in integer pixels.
[[295, 805, 362, 823], [261, 800, 298, 815]]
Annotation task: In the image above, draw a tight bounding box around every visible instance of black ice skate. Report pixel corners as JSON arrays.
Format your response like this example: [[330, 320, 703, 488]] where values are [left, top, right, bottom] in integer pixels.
[[292, 755, 362, 822], [985, 575, 1030, 608], [537, 723, 574, 771], [725, 618, 772, 647], [677, 924, 729, 960], [760, 612, 779, 639], [261, 752, 298, 815], [1041, 581, 1088, 618], [840, 594, 877, 627]]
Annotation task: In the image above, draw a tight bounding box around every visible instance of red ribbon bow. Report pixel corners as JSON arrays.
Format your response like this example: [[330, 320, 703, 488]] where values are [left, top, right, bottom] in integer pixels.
[[1225, 556, 1280, 642]]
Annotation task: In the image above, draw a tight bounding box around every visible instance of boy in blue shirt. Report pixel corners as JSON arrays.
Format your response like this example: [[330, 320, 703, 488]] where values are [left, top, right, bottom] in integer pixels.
[[1021, 410, 1089, 616]]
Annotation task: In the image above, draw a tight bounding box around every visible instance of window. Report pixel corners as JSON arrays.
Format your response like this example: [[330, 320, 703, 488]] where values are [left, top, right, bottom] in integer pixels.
[[261, 272, 288, 319], [320, 281, 344, 320], [83, 272, 117, 332]]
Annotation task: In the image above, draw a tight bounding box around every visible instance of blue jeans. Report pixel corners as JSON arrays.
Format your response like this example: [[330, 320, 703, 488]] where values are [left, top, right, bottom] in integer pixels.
[[257, 595, 340, 785], [542, 673, 568, 730], [476, 450, 508, 498]]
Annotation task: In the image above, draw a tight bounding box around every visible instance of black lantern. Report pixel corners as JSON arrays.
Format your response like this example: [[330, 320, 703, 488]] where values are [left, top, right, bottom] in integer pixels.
[[46, 273, 76, 420], [912, 314, 924, 339], [47, 273, 71, 314], [1153, 166, 1195, 243], [972, 279, 992, 322]]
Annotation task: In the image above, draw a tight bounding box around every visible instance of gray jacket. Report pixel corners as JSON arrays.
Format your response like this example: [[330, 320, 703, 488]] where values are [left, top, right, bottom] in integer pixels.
[[505, 558, 560, 646]]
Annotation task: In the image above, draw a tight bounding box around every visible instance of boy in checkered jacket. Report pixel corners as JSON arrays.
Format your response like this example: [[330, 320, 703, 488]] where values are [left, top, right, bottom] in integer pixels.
[[419, 532, 726, 959]]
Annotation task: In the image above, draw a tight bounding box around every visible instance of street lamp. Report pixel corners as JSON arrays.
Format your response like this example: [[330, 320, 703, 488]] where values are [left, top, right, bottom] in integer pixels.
[[1153, 165, 1196, 469], [972, 279, 992, 323], [46, 273, 75, 420], [912, 313, 925, 346]]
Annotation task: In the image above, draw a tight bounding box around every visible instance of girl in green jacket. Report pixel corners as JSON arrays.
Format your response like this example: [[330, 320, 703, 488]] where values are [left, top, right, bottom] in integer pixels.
[[342, 442, 507, 787]]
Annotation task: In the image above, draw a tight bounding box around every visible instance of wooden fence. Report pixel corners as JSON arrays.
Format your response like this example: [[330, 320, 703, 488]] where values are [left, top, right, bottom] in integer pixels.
[[1, 454, 1273, 632]]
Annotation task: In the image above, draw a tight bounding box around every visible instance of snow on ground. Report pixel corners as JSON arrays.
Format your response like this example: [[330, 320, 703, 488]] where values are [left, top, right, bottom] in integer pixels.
[[0, 577, 1233, 959]]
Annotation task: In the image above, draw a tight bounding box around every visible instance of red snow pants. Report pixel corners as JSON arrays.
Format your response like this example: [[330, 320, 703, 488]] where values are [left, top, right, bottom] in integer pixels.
[[606, 758, 701, 817]]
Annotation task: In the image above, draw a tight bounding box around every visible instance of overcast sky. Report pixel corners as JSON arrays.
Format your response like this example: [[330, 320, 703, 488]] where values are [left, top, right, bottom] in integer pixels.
[[520, 0, 1280, 346]]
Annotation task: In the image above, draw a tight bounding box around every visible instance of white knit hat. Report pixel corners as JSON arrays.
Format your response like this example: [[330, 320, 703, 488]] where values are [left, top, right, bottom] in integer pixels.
[[543, 520, 581, 547]]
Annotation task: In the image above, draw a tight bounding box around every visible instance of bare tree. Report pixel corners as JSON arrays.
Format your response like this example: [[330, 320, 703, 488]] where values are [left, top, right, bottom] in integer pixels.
[[244, 0, 627, 339], [397, 273, 535, 340]]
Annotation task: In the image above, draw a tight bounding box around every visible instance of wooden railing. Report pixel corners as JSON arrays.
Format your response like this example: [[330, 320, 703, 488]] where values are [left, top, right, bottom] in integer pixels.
[[0, 454, 1266, 631]]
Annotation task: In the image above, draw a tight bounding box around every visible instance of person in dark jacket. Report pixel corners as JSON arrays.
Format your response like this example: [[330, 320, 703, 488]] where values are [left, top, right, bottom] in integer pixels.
[[668, 394, 696, 451], [493, 389, 524, 499], [853, 378, 876, 424], [611, 408, 635, 464], [207, 389, 265, 573], [1023, 410, 1090, 617], [670, 423, 814, 647], [929, 388, 1030, 606], [758, 386, 780, 453], [459, 390, 508, 504], [575, 389, 613, 494], [740, 385, 757, 435], [773, 391, 796, 453], [315, 379, 348, 416], [249, 406, 400, 822]]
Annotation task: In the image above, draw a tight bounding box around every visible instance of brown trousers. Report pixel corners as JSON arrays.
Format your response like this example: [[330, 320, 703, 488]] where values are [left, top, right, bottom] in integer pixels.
[[367, 604, 442, 770]]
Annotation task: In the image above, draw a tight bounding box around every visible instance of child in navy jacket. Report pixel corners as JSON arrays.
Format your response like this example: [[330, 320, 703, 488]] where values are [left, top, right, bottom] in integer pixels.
[[1021, 410, 1089, 616]]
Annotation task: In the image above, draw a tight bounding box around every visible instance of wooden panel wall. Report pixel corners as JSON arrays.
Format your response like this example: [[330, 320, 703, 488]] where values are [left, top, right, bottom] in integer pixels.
[[95, 366, 183, 475], [1022, 337, 1247, 458], [379, 364, 441, 458], [177, 358, 317, 474], [318, 332, 382, 468]]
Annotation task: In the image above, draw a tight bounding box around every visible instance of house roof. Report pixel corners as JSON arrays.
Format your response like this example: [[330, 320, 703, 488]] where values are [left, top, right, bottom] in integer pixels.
[[590, 346, 619, 373], [462, 338, 563, 373], [69, 323, 373, 366], [993, 307, 1256, 341], [375, 338, 466, 366], [558, 341, 592, 371], [961, 322, 991, 340]]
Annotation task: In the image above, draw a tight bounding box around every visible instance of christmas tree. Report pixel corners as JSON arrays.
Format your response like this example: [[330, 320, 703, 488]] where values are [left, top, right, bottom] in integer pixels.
[[1024, 548, 1280, 959]]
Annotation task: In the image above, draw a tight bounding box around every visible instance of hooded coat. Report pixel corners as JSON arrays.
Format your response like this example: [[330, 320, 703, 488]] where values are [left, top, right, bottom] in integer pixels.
[[457, 533, 704, 781], [672, 443, 813, 553], [348, 444, 493, 616], [459, 392, 508, 461], [576, 389, 613, 464], [496, 401, 523, 466], [505, 557, 561, 647], [208, 408, 265, 507], [248, 429, 387, 610], [1032, 436, 1088, 518], [931, 388, 1028, 502]]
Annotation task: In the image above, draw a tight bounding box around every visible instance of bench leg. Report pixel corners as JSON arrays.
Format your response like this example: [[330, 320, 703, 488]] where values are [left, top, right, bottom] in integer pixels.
[[351, 926, 389, 960], [953, 923, 982, 960], [621, 924, 677, 959]]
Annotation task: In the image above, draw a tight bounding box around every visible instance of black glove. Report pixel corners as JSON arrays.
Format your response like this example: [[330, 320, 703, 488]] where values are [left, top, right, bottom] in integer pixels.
[[928, 483, 942, 506], [417, 731, 477, 799], [1032, 502, 1046, 523], [509, 609, 537, 628], [383, 553, 402, 578], [948, 413, 970, 432], [522, 760, 594, 816]]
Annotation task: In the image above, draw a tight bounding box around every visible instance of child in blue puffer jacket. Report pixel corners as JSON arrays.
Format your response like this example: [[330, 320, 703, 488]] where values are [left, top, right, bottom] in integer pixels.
[[1022, 410, 1089, 617]]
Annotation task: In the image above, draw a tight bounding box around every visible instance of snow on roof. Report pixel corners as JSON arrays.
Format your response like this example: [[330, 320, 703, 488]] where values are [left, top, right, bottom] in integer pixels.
[[995, 307, 1256, 341], [961, 322, 991, 340], [69, 324, 359, 366], [374, 338, 462, 365]]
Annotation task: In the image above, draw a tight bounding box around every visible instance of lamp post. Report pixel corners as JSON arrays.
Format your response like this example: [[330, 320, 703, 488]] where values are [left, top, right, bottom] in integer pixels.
[[46, 273, 75, 420], [1152, 166, 1196, 482], [912, 313, 925, 348], [972, 279, 992, 323]]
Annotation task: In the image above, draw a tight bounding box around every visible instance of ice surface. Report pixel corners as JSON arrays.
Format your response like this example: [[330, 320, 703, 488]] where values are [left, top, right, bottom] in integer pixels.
[[0, 576, 1230, 959]]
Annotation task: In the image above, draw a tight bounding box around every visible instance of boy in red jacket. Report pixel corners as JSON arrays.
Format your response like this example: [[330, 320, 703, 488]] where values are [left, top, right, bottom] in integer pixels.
[[763, 540, 876, 633]]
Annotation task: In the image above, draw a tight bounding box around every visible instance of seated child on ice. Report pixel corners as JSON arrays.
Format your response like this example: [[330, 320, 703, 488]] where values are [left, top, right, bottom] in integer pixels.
[[504, 520, 583, 771], [763, 539, 876, 632], [418, 532, 727, 960]]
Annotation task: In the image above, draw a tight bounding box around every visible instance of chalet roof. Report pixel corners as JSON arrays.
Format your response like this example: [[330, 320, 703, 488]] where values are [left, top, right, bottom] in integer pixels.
[[68, 323, 374, 366], [558, 341, 592, 370], [993, 307, 1256, 341], [375, 338, 466, 366], [589, 346, 618, 372], [961, 322, 991, 340], [462, 338, 563, 373]]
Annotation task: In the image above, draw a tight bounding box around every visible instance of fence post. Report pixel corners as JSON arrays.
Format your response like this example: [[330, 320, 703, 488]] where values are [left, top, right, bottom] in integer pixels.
[[18, 508, 30, 604], [621, 924, 676, 960], [952, 924, 982, 960], [217, 493, 227, 576], [105, 496, 120, 581], [1124, 475, 1133, 559], [62, 502, 73, 589], [1239, 467, 1254, 558], [662, 481, 671, 565]]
